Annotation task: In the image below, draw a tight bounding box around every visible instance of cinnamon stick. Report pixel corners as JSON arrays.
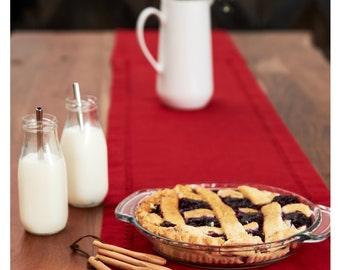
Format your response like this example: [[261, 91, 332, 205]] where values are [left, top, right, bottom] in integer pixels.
[[97, 248, 171, 270], [95, 254, 150, 270], [88, 256, 111, 270], [93, 240, 167, 266]]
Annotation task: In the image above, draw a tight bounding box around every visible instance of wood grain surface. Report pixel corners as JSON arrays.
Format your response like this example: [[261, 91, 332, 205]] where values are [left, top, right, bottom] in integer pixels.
[[10, 30, 330, 270]]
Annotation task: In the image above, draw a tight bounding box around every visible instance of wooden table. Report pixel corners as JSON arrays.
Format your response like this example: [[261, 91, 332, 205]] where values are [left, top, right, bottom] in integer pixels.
[[10, 31, 330, 269]]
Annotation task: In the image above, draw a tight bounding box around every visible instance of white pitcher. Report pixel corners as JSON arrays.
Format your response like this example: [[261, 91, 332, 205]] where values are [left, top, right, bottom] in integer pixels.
[[136, 0, 214, 110]]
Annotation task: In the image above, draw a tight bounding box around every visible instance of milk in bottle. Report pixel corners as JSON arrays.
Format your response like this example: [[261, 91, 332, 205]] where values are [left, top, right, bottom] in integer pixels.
[[61, 93, 108, 207], [18, 110, 68, 235]]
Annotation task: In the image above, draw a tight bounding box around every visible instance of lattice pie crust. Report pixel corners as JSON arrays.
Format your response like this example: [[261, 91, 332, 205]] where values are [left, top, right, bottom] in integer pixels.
[[135, 184, 312, 265]]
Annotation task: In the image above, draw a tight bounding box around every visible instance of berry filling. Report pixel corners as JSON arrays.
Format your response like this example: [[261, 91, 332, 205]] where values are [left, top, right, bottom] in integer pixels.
[[272, 195, 300, 206], [150, 204, 163, 217], [237, 212, 264, 227], [160, 221, 176, 227], [186, 217, 221, 227], [283, 212, 312, 228], [221, 197, 262, 211], [246, 229, 264, 241], [179, 198, 212, 213]]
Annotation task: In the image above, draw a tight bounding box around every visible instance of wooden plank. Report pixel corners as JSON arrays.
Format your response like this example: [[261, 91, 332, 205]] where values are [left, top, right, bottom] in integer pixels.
[[231, 31, 330, 188], [11, 31, 114, 270], [10, 30, 330, 270]]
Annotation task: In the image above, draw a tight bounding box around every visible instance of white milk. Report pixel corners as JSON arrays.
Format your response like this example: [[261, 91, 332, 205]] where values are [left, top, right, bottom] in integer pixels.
[[18, 153, 68, 235], [61, 125, 108, 207]]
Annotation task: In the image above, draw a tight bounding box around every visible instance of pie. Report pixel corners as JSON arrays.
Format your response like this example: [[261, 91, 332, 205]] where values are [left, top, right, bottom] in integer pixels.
[[135, 184, 313, 265]]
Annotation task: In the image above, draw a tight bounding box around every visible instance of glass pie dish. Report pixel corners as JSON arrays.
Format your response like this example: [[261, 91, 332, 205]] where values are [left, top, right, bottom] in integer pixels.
[[115, 183, 330, 269]]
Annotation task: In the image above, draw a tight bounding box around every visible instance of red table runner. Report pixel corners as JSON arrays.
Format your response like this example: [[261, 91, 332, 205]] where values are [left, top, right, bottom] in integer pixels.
[[101, 30, 330, 269]]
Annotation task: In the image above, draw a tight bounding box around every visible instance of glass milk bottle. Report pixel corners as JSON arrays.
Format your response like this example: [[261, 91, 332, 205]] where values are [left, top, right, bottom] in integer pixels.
[[18, 109, 68, 235], [61, 95, 108, 207]]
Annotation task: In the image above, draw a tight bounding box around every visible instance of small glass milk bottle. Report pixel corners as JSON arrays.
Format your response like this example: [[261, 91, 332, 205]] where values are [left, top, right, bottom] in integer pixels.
[[18, 108, 68, 235], [60, 93, 108, 208]]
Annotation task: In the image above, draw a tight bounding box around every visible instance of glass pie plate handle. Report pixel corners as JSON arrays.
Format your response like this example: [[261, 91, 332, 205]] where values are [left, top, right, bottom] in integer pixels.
[[115, 189, 156, 224], [294, 204, 330, 243], [115, 185, 330, 269]]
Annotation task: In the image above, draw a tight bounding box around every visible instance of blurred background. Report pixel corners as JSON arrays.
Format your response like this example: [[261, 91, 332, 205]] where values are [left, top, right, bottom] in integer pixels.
[[10, 0, 330, 59]]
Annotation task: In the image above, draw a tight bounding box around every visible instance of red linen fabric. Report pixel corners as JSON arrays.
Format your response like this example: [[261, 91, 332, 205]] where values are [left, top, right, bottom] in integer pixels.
[[101, 30, 330, 269]]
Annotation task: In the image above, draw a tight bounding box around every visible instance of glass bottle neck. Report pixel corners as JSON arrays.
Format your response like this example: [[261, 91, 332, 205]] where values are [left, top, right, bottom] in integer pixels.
[[20, 113, 63, 159], [64, 95, 101, 129]]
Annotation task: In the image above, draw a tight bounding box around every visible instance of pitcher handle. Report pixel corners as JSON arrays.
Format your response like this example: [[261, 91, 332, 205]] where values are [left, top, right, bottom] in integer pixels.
[[136, 7, 164, 73]]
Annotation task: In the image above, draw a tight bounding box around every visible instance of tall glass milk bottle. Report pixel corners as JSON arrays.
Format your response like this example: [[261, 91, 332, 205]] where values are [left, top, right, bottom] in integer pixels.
[[18, 111, 68, 235], [61, 95, 108, 207]]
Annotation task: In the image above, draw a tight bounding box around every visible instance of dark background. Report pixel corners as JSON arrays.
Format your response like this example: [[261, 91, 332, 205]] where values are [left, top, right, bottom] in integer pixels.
[[10, 0, 330, 59]]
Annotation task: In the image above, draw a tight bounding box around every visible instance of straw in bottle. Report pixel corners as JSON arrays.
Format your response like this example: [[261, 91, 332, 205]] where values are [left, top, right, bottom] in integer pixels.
[[35, 106, 44, 159], [73, 82, 84, 130]]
